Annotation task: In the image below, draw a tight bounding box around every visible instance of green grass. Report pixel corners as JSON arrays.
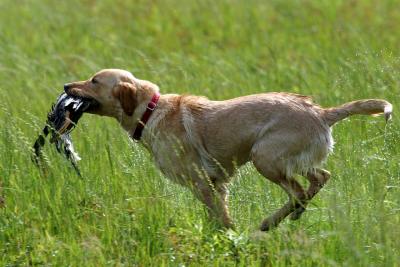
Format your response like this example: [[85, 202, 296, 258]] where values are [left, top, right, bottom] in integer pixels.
[[1, 0, 399, 265]]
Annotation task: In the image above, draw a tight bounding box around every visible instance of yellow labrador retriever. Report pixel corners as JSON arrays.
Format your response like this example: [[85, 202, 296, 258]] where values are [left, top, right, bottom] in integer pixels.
[[64, 69, 392, 231]]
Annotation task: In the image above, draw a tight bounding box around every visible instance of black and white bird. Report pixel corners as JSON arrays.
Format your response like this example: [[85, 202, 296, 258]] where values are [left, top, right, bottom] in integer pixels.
[[33, 93, 97, 176]]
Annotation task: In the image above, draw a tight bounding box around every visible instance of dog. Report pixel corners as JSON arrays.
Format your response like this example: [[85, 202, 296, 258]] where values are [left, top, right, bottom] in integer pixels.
[[64, 69, 392, 231]]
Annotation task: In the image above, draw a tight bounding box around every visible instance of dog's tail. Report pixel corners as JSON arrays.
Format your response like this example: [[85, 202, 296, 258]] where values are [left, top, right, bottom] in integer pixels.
[[323, 99, 392, 126]]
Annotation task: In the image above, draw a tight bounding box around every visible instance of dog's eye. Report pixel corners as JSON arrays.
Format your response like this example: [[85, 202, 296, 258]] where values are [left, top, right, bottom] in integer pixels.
[[91, 78, 98, 84]]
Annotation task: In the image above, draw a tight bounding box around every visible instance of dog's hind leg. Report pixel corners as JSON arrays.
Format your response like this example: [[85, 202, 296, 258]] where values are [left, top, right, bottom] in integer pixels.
[[252, 160, 307, 231], [260, 174, 307, 231], [290, 168, 331, 220], [251, 138, 311, 231]]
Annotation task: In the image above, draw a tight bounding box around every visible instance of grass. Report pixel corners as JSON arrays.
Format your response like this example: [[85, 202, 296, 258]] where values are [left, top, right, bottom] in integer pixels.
[[0, 0, 399, 265]]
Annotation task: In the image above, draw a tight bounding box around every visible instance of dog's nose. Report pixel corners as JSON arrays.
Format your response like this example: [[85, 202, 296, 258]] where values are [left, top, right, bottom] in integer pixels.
[[64, 84, 71, 93]]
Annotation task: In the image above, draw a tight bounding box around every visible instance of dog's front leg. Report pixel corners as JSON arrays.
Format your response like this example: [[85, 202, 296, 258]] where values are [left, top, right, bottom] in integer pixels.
[[191, 179, 234, 229]]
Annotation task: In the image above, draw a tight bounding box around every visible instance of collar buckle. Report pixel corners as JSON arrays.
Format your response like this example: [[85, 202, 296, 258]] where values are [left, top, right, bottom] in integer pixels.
[[147, 101, 157, 111]]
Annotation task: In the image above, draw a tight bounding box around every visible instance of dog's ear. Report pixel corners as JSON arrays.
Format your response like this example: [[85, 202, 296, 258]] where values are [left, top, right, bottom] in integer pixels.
[[112, 82, 137, 116]]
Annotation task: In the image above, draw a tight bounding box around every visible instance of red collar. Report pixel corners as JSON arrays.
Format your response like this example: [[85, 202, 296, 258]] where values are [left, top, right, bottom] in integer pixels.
[[131, 92, 160, 140]]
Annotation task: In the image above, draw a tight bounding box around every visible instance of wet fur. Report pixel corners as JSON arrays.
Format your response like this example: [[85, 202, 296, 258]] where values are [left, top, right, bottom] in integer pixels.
[[64, 69, 392, 231]]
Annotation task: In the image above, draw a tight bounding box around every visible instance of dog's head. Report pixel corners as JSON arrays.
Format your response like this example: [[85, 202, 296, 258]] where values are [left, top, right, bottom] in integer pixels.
[[64, 69, 159, 118]]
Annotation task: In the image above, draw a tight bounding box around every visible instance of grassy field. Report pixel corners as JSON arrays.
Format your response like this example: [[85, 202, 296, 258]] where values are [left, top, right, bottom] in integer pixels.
[[1, 0, 399, 266]]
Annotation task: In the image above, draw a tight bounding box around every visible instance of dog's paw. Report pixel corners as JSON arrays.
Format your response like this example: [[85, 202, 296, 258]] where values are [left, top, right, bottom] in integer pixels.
[[260, 218, 278, 232], [289, 207, 306, 221]]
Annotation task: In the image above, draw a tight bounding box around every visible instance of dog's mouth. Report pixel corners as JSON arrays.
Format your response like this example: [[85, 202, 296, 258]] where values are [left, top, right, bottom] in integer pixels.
[[80, 97, 100, 114], [49, 93, 99, 135], [65, 89, 100, 114]]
